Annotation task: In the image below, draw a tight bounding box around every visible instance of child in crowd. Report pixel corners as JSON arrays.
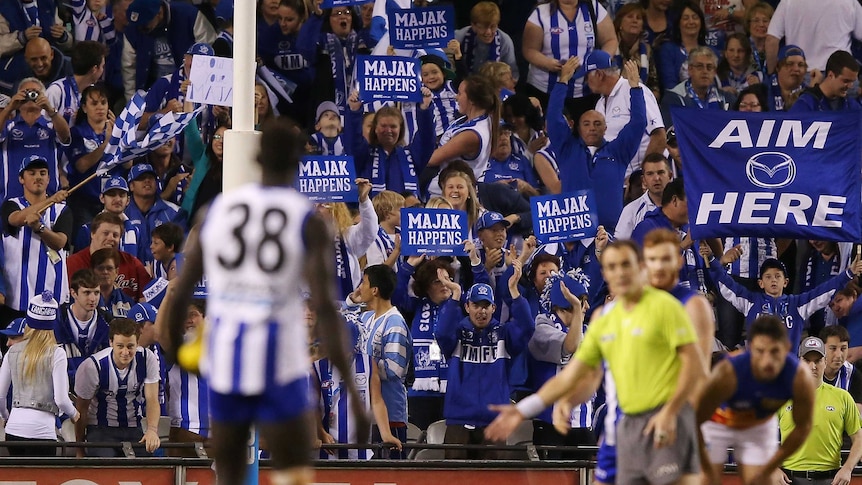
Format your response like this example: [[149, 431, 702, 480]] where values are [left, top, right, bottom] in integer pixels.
[[419, 53, 459, 137], [149, 222, 185, 280], [310, 101, 346, 155], [453, 2, 519, 80], [367, 191, 404, 271]]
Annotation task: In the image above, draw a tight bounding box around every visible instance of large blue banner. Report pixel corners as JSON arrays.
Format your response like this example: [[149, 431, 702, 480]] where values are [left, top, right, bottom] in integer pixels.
[[673, 109, 862, 241], [296, 156, 358, 203], [356, 55, 422, 102], [530, 190, 599, 243], [401, 208, 468, 256], [388, 6, 454, 49]]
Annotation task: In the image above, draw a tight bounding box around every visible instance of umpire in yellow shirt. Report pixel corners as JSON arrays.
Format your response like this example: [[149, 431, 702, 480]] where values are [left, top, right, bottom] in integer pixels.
[[779, 336, 862, 485]]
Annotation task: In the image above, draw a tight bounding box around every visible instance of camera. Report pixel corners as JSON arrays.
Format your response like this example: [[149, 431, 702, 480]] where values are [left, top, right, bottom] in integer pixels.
[[25, 90, 39, 101]]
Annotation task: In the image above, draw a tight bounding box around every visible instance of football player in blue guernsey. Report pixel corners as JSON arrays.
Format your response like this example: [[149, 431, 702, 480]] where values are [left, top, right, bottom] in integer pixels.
[[157, 117, 368, 485], [696, 315, 817, 485]]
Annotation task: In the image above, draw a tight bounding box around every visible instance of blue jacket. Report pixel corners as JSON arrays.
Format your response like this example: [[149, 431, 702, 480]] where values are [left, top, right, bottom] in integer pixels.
[[125, 197, 188, 265], [789, 85, 862, 112], [435, 295, 534, 426], [124, 2, 200, 92], [709, 262, 854, 346], [547, 81, 646, 233]]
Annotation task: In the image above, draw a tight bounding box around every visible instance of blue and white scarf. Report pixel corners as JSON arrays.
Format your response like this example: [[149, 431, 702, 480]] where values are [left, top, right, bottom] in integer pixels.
[[369, 146, 419, 195], [334, 235, 354, 299], [410, 300, 447, 393], [324, 30, 360, 116], [685, 80, 724, 110], [462, 28, 501, 74]]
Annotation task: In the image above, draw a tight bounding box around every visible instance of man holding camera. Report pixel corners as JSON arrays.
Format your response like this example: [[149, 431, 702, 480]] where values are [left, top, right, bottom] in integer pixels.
[[0, 76, 70, 203]]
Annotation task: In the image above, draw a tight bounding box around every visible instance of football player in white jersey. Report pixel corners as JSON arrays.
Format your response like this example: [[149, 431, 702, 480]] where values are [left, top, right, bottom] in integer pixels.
[[158, 117, 368, 485]]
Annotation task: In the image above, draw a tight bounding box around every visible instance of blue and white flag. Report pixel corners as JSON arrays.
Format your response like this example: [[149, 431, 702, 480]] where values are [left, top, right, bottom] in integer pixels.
[[356, 55, 422, 102], [674, 109, 862, 241], [99, 94, 203, 173], [296, 156, 358, 202], [531, 191, 599, 243], [388, 5, 454, 50], [401, 208, 468, 256]]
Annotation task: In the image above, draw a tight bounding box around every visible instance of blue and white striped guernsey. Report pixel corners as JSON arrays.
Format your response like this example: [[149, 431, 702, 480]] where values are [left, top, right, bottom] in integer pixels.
[[721, 237, 777, 280], [1, 198, 69, 311], [167, 364, 210, 438], [427, 113, 493, 196], [310, 132, 346, 156], [68, 0, 115, 43], [74, 346, 160, 428], [526, 2, 606, 98], [45, 76, 81, 125], [314, 353, 373, 460], [430, 81, 458, 136]]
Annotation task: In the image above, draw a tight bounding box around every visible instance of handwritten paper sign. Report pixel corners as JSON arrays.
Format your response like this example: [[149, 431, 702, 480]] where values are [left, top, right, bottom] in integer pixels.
[[188, 55, 233, 107], [388, 5, 454, 49], [296, 156, 358, 203], [400, 208, 468, 256], [356, 55, 422, 102], [530, 190, 599, 243]]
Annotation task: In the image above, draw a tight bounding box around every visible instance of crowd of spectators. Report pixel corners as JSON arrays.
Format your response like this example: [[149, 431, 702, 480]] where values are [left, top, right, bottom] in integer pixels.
[[1, 0, 862, 467]]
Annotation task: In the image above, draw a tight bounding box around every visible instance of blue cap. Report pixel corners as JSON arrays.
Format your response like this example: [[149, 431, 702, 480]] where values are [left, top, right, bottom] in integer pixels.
[[18, 154, 48, 175], [128, 163, 156, 182], [0, 318, 26, 337], [467, 283, 494, 304], [778, 44, 806, 62], [127, 0, 161, 26], [215, 0, 234, 22], [476, 211, 511, 231], [26, 291, 58, 331], [101, 175, 129, 194], [186, 42, 215, 56], [550, 275, 588, 310], [759, 258, 787, 278], [128, 302, 158, 324], [573, 50, 616, 79]]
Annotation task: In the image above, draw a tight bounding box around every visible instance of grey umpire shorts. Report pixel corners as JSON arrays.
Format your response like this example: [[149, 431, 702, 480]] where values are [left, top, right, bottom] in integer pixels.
[[617, 403, 700, 485]]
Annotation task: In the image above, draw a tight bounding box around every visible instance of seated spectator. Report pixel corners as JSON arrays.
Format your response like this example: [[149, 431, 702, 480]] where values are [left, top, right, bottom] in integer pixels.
[[66, 84, 117, 231], [309, 101, 346, 156], [67, 211, 151, 301], [74, 175, 140, 256], [345, 90, 434, 198], [614, 3, 659, 96], [367, 190, 403, 271], [150, 222, 184, 280], [716, 33, 760, 99], [2, 155, 71, 315], [615, 154, 672, 241], [125, 163, 188, 266], [435, 263, 533, 459], [55, 269, 111, 386], [790, 50, 860, 112], [90, 248, 136, 318], [744, 2, 773, 78], [656, 1, 707, 93], [831, 288, 862, 363], [128, 301, 165, 416], [765, 44, 808, 111], [122, 0, 217, 101], [734, 83, 769, 112], [419, 53, 459, 138], [74, 318, 161, 457], [453, 2, 518, 80], [660, 46, 734, 127], [484, 124, 539, 199], [0, 77, 71, 202], [0, 292, 79, 457], [166, 300, 209, 457], [45, 41, 107, 125], [22, 37, 72, 88]]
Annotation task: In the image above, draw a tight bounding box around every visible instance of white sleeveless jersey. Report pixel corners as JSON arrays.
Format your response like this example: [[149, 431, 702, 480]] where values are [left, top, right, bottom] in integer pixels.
[[428, 114, 493, 197], [199, 184, 313, 395]]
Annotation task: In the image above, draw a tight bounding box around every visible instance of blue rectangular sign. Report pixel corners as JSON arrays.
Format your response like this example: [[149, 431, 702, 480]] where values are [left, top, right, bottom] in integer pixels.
[[356, 55, 422, 102], [388, 5, 454, 49], [296, 155, 358, 203], [530, 190, 599, 243], [400, 208, 468, 256], [673, 109, 862, 241]]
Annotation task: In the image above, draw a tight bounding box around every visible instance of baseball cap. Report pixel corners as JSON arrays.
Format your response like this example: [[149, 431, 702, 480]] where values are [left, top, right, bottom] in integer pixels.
[[315, 101, 340, 123], [549, 275, 588, 310], [419, 52, 456, 80], [759, 258, 787, 279], [573, 50, 616, 79], [18, 154, 48, 175], [127, 0, 161, 27], [0, 318, 26, 337], [778, 44, 806, 62], [476, 211, 511, 231], [467, 283, 494, 304], [799, 336, 826, 358], [128, 163, 157, 182], [186, 42, 215, 56], [128, 302, 158, 324], [101, 175, 129, 194], [26, 291, 59, 331]]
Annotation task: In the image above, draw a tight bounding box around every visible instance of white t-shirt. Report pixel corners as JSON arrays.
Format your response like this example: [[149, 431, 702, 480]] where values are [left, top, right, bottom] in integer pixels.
[[767, 0, 862, 70]]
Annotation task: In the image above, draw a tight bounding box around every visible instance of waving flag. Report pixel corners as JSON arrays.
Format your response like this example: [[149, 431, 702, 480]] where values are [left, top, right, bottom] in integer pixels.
[[673, 108, 862, 241], [99, 94, 203, 173]]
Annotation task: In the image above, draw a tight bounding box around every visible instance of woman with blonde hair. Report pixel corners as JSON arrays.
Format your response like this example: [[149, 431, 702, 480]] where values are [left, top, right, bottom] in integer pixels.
[[0, 292, 79, 456], [438, 164, 482, 234]]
